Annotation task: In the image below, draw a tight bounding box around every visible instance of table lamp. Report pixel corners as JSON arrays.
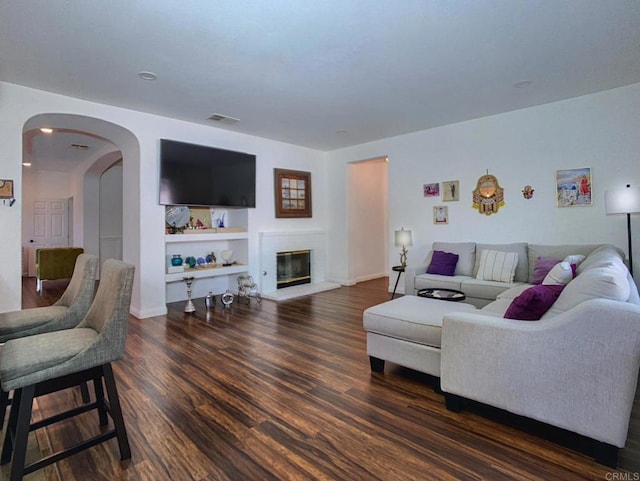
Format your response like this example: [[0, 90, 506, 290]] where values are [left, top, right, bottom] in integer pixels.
[[605, 184, 640, 278], [394, 228, 413, 268]]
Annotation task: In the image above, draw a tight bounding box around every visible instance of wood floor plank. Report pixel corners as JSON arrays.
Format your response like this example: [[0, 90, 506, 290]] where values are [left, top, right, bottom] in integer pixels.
[[14, 276, 639, 480]]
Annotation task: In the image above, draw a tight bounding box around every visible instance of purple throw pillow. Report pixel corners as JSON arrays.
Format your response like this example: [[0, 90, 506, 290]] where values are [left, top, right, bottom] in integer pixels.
[[504, 284, 565, 321], [531, 257, 561, 284], [427, 250, 459, 276]]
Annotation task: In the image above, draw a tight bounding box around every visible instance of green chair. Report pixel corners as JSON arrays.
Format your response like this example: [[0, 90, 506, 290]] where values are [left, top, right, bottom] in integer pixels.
[[0, 259, 135, 481], [36, 247, 84, 292]]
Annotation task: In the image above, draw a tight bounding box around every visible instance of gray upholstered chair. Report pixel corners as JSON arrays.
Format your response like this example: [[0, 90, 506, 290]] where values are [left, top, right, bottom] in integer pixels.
[[0, 253, 98, 427], [0, 259, 134, 481], [0, 253, 98, 342]]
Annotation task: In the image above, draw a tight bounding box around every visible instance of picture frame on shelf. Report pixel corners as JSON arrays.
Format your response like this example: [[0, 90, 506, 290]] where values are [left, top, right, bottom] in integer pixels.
[[423, 182, 439, 197], [433, 205, 448, 224], [274, 168, 312, 218], [556, 167, 592, 207], [442, 180, 459, 201]]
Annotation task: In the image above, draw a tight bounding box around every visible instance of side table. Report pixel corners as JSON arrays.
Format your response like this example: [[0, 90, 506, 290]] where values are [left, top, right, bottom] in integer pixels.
[[390, 265, 405, 299]]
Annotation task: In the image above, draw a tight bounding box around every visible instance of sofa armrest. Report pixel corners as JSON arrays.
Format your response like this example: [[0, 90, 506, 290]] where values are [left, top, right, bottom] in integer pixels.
[[440, 299, 640, 447], [404, 261, 428, 296]]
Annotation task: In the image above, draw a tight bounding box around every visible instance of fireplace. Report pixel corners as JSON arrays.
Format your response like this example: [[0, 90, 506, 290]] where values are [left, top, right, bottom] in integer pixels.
[[277, 250, 311, 289]]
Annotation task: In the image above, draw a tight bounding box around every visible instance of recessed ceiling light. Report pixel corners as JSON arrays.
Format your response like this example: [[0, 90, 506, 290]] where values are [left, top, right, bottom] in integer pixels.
[[138, 71, 158, 81], [22, 162, 32, 167], [39, 127, 53, 134], [514, 80, 532, 89]]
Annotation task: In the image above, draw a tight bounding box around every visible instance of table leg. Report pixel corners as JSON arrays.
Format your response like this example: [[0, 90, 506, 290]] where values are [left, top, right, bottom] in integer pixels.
[[391, 271, 402, 299]]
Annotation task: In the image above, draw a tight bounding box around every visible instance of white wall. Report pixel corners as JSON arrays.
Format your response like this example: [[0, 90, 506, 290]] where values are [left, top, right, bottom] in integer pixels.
[[99, 163, 123, 267], [327, 83, 640, 291], [0, 81, 326, 316], [347, 158, 388, 284]]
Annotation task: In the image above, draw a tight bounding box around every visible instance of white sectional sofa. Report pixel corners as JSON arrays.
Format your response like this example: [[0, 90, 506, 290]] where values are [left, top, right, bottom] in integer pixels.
[[365, 241, 640, 468]]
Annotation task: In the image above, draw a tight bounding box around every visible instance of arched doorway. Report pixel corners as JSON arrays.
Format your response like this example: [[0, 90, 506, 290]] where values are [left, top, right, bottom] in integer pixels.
[[22, 114, 140, 300]]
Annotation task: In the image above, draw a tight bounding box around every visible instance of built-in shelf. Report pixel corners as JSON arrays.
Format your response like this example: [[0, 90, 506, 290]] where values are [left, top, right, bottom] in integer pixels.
[[165, 263, 247, 283], [165, 232, 249, 243], [164, 207, 250, 303]]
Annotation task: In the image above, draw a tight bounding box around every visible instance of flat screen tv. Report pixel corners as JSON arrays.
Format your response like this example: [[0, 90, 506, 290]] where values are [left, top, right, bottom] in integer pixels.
[[159, 139, 256, 208]]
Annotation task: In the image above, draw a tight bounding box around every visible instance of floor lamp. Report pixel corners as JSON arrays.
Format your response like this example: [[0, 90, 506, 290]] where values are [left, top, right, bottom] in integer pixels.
[[605, 185, 640, 278]]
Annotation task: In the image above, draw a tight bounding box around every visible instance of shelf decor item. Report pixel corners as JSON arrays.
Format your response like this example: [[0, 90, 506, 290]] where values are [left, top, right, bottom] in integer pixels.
[[182, 276, 196, 313], [274, 168, 312, 218], [220, 250, 233, 266], [171, 255, 183, 266]]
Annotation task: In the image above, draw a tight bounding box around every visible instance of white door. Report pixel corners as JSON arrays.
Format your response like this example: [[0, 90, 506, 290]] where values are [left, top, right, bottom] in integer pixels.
[[27, 199, 69, 277]]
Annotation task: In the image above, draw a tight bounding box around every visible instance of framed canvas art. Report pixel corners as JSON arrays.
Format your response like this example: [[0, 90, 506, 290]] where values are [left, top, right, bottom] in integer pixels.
[[423, 183, 439, 197], [433, 205, 448, 225], [556, 168, 592, 207], [442, 180, 459, 201]]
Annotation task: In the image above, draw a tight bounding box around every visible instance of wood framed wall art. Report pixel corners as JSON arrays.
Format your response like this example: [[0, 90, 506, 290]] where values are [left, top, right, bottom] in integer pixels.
[[0, 179, 14, 199], [274, 169, 312, 218]]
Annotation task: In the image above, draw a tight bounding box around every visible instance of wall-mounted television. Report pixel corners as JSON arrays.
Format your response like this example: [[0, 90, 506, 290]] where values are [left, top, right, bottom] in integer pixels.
[[159, 139, 256, 208]]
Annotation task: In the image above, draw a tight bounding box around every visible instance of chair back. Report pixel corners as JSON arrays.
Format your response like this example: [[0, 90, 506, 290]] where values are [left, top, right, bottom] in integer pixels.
[[54, 253, 98, 312], [77, 259, 135, 361]]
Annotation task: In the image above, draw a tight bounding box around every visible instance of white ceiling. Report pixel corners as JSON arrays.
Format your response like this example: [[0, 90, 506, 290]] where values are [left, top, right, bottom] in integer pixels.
[[2, 0, 640, 163]]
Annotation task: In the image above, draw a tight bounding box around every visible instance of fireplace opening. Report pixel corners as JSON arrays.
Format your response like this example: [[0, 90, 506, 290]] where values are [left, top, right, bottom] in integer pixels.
[[277, 250, 311, 289]]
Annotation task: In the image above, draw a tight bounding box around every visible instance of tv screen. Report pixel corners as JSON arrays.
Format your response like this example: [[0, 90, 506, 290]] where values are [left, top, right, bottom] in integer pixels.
[[159, 139, 256, 207]]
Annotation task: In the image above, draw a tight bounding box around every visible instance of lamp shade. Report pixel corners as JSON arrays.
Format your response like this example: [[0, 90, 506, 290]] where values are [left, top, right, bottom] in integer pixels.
[[394, 229, 412, 247], [605, 187, 640, 215]]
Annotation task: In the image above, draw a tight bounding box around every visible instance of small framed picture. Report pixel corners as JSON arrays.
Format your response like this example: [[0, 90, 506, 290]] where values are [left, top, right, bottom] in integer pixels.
[[423, 182, 439, 197], [433, 205, 448, 225], [442, 180, 459, 201], [0, 179, 14, 199], [556, 167, 592, 207]]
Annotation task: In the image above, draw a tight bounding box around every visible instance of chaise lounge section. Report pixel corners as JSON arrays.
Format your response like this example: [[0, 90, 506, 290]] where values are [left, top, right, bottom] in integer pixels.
[[364, 242, 640, 467]]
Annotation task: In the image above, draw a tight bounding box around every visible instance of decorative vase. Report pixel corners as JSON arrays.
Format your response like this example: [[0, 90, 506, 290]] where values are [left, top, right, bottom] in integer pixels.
[[171, 254, 183, 266]]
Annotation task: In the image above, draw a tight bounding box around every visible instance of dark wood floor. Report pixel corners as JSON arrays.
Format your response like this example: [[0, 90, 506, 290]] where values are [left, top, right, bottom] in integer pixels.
[[12, 276, 639, 480]]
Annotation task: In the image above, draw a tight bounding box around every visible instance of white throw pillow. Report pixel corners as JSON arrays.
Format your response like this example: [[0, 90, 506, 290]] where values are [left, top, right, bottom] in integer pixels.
[[542, 261, 574, 286], [563, 254, 586, 266], [475, 249, 519, 283]]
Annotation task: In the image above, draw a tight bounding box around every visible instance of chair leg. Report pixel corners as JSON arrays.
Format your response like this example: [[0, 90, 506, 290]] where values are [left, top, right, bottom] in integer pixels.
[[8, 384, 35, 481], [93, 376, 108, 426], [80, 381, 91, 404], [1, 388, 21, 465], [102, 364, 131, 460], [0, 390, 10, 428]]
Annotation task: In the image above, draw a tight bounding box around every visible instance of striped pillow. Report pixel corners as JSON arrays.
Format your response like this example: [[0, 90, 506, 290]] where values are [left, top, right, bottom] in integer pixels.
[[476, 249, 519, 283]]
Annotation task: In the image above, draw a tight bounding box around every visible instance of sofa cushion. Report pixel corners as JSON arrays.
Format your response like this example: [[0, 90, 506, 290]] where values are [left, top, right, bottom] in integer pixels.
[[475, 249, 519, 283], [542, 261, 575, 286], [474, 243, 528, 282], [543, 257, 631, 317], [363, 296, 476, 348], [427, 250, 459, 276], [496, 284, 533, 300], [504, 285, 565, 320], [531, 257, 561, 284], [462, 278, 523, 301], [432, 242, 476, 276], [414, 274, 468, 293], [527, 244, 601, 283]]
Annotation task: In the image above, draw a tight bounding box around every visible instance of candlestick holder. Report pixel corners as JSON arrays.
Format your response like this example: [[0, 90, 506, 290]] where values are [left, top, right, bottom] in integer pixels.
[[182, 276, 196, 313]]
